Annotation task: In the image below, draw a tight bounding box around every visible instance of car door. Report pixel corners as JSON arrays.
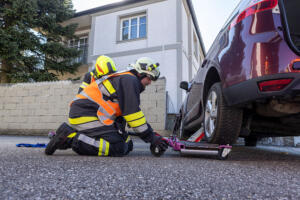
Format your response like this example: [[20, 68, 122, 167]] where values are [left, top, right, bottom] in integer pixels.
[[183, 66, 205, 124]]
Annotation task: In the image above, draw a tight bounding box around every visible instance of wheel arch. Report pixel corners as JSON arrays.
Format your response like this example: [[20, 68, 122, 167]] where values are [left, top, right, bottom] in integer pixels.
[[203, 67, 221, 103]]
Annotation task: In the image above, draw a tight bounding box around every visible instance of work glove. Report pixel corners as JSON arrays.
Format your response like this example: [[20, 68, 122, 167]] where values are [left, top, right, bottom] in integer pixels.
[[150, 132, 169, 156]]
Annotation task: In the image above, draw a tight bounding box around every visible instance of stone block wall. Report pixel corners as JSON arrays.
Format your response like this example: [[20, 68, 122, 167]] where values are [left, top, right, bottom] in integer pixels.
[[0, 78, 166, 135], [260, 136, 300, 147]]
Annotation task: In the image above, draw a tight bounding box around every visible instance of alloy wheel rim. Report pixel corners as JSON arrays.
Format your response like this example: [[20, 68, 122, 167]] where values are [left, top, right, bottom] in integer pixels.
[[204, 90, 218, 138]]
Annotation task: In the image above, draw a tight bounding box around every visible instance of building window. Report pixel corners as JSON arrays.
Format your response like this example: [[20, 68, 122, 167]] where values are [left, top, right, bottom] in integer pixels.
[[193, 32, 199, 60], [120, 14, 146, 41], [69, 37, 88, 64]]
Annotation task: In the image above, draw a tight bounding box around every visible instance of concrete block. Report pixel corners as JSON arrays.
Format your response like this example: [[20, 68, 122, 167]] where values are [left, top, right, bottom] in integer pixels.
[[33, 123, 47, 130], [45, 122, 60, 129], [38, 96, 51, 103], [157, 114, 166, 123], [283, 137, 294, 146], [21, 123, 34, 130], [5, 89, 17, 97], [40, 116, 53, 123], [46, 95, 62, 104], [8, 97, 22, 104], [156, 85, 165, 93], [0, 122, 8, 129], [8, 109, 20, 116], [147, 114, 158, 123], [54, 88, 67, 96], [14, 117, 27, 123], [149, 122, 165, 130], [0, 88, 7, 97], [21, 109, 35, 116], [22, 96, 36, 104], [140, 93, 150, 101], [144, 86, 156, 93], [8, 123, 21, 129], [27, 116, 41, 123], [28, 88, 42, 96], [4, 104, 17, 110], [18, 89, 29, 97], [62, 96, 74, 104]]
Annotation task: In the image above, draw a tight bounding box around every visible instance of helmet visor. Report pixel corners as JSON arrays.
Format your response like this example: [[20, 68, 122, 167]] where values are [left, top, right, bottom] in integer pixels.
[[149, 67, 160, 81]]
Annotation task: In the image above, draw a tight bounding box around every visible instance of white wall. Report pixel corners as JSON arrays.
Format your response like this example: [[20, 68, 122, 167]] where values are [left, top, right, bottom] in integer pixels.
[[92, 0, 177, 55]]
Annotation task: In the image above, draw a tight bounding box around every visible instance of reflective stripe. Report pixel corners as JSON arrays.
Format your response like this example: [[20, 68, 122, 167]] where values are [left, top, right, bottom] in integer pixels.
[[128, 117, 146, 128], [80, 82, 89, 89], [69, 116, 98, 125], [91, 72, 96, 82], [133, 124, 148, 133], [99, 84, 111, 97], [125, 136, 131, 143], [103, 80, 116, 94], [70, 120, 105, 131], [98, 138, 110, 156], [124, 111, 144, 122], [105, 141, 110, 156], [67, 132, 77, 138], [78, 134, 99, 148], [76, 94, 88, 99], [99, 139, 103, 156]]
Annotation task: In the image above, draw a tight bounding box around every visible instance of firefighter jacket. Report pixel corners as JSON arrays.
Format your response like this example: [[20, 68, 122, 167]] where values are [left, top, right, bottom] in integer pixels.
[[78, 71, 97, 93], [69, 71, 153, 141]]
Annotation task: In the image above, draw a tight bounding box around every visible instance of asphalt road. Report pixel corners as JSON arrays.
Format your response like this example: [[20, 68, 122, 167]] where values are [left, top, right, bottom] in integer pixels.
[[1, 135, 300, 200]]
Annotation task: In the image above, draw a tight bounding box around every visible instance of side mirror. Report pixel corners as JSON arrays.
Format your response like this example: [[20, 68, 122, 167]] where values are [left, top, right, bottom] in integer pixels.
[[180, 81, 189, 91]]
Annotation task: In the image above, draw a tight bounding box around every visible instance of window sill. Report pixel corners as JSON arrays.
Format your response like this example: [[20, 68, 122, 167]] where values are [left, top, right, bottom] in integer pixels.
[[116, 37, 147, 44]]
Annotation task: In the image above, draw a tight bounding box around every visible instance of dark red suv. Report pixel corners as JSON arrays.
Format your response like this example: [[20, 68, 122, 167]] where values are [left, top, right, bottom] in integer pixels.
[[177, 0, 300, 146]]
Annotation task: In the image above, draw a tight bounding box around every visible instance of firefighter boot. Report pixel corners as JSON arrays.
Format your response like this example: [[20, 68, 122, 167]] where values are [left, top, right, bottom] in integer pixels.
[[124, 135, 133, 155], [45, 122, 76, 155]]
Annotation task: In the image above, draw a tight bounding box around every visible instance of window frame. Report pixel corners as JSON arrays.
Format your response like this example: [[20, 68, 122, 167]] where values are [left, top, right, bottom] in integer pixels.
[[118, 12, 147, 42], [68, 36, 89, 64]]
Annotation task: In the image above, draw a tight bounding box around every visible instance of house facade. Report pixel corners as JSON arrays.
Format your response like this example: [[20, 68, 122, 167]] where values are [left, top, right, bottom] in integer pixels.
[[63, 0, 205, 113]]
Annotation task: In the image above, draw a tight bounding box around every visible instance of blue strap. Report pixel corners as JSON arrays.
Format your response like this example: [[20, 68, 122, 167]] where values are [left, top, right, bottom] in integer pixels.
[[16, 143, 47, 148]]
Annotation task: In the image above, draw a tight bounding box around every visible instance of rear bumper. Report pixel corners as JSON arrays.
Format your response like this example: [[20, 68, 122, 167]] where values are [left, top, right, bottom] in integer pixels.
[[223, 73, 300, 106]]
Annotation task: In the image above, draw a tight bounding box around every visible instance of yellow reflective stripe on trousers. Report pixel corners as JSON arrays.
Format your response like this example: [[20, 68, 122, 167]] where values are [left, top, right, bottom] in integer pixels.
[[127, 117, 146, 128], [124, 111, 144, 122], [102, 80, 116, 94], [98, 138, 110, 156], [67, 132, 77, 138], [69, 116, 98, 125]]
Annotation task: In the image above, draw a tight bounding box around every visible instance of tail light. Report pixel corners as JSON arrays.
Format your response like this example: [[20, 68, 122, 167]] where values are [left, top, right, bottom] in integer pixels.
[[288, 59, 300, 72], [229, 0, 278, 29], [258, 78, 293, 92]]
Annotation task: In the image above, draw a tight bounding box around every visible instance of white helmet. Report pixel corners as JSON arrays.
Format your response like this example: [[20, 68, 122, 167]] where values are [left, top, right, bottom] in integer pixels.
[[130, 57, 160, 81]]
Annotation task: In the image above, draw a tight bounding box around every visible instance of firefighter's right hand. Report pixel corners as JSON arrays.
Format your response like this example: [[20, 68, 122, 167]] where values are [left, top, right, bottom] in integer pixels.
[[150, 133, 168, 154]]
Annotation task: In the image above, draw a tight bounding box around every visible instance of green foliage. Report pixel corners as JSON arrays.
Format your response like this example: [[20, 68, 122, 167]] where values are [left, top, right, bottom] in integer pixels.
[[0, 0, 81, 83]]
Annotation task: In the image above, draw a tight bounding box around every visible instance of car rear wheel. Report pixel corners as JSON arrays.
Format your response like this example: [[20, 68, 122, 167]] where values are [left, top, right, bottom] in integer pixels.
[[204, 82, 243, 144]]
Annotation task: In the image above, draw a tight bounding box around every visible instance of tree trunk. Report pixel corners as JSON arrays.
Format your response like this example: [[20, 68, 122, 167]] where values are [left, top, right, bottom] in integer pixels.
[[0, 59, 11, 83]]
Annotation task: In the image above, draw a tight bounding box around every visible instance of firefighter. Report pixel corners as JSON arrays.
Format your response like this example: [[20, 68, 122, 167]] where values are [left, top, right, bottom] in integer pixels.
[[45, 57, 168, 157], [78, 55, 117, 93]]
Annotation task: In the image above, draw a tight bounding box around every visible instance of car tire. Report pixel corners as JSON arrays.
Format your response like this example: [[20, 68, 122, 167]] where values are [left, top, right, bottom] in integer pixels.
[[204, 82, 243, 145], [244, 136, 257, 147]]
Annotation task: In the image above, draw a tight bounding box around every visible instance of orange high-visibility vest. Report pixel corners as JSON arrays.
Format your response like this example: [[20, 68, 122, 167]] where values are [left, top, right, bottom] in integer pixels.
[[72, 71, 134, 126]]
